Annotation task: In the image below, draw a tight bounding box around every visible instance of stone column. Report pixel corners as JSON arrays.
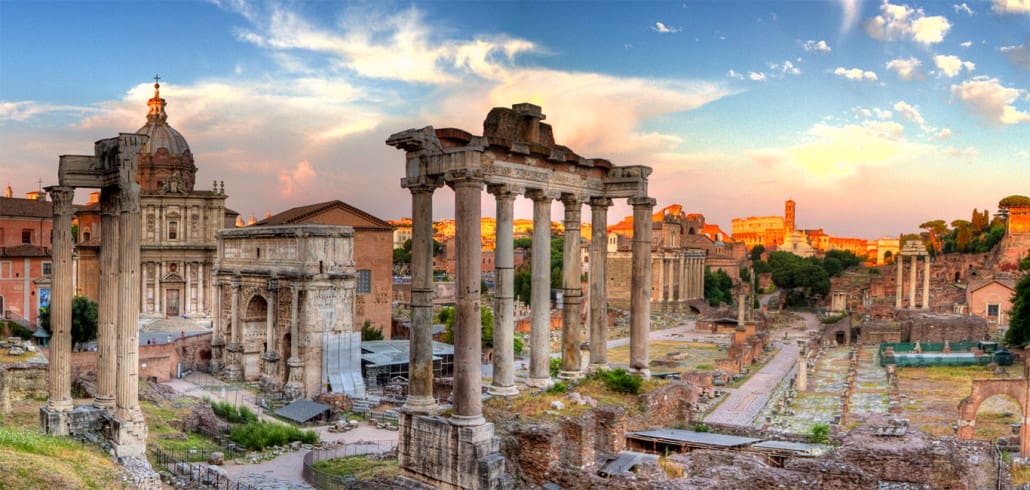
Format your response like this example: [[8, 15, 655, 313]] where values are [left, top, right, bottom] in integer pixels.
[[559, 194, 584, 380], [527, 190, 553, 388], [140, 261, 148, 314], [895, 257, 903, 309], [589, 198, 611, 372], [224, 277, 243, 380], [42, 186, 74, 435], [185, 262, 192, 315], [262, 278, 279, 389], [211, 280, 224, 373], [656, 255, 665, 305], [197, 262, 205, 315], [922, 256, 930, 310], [94, 188, 118, 412], [488, 185, 518, 396], [678, 255, 687, 306], [115, 178, 146, 457], [909, 255, 917, 309], [629, 197, 655, 378], [402, 177, 440, 412], [449, 172, 485, 426], [155, 262, 162, 314], [283, 284, 304, 400]]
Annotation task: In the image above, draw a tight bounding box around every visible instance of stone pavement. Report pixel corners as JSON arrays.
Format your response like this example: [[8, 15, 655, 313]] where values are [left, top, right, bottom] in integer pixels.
[[704, 342, 799, 426]]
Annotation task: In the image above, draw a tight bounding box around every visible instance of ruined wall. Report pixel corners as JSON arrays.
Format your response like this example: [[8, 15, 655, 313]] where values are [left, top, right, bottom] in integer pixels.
[[0, 362, 47, 413], [897, 310, 988, 343], [637, 382, 699, 428], [70, 333, 212, 383]]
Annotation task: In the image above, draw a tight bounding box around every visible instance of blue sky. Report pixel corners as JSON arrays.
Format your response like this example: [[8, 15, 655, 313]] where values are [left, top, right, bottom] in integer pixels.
[[1, 0, 1028, 238]]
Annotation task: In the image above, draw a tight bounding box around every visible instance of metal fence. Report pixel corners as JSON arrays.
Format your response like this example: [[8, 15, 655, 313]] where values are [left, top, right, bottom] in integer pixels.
[[301, 440, 399, 490], [150, 446, 257, 490], [878, 341, 982, 355]]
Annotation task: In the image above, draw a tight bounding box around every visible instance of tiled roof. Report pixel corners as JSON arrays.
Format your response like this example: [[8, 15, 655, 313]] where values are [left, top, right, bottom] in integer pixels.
[[253, 200, 392, 230], [0, 197, 52, 218], [0, 244, 50, 257]]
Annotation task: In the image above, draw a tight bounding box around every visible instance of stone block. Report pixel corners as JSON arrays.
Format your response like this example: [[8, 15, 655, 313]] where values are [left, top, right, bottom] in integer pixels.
[[399, 413, 510, 489], [39, 406, 69, 436]]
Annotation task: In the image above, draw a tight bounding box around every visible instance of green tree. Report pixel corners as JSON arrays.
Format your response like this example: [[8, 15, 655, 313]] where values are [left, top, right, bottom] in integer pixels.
[[1004, 274, 1030, 348], [749, 244, 766, 261], [361, 320, 384, 341], [513, 271, 532, 305], [703, 267, 733, 307], [439, 306, 521, 354], [40, 296, 99, 350], [999, 195, 1030, 210]]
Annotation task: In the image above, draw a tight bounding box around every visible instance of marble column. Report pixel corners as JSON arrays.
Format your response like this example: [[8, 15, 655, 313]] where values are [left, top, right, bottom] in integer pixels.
[[559, 194, 584, 380], [115, 178, 146, 456], [155, 262, 162, 314], [656, 255, 665, 304], [488, 185, 518, 396], [629, 197, 655, 378], [527, 190, 553, 388], [224, 277, 243, 380], [909, 255, 917, 309], [922, 256, 930, 310], [895, 257, 903, 309], [43, 186, 74, 434], [589, 198, 611, 372], [197, 262, 205, 315], [185, 262, 192, 315], [94, 188, 118, 412], [141, 261, 148, 314], [262, 278, 279, 386], [449, 173, 484, 426], [283, 285, 304, 399], [402, 178, 439, 412], [678, 255, 687, 306], [211, 280, 224, 373]]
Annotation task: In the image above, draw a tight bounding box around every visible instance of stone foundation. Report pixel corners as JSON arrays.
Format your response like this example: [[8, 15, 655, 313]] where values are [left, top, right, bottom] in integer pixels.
[[398, 412, 511, 489], [110, 413, 148, 458], [39, 405, 70, 436]]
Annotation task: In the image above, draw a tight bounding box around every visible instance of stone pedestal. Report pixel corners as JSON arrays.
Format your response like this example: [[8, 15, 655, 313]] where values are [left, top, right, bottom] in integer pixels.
[[223, 343, 244, 381], [210, 338, 225, 374], [39, 406, 69, 436], [111, 414, 148, 458], [398, 413, 512, 490], [283, 357, 305, 401], [259, 351, 281, 393]]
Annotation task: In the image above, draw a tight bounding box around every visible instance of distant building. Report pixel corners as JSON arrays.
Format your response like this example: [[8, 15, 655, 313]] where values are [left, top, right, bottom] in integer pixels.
[[967, 278, 1016, 331], [0, 190, 53, 327]]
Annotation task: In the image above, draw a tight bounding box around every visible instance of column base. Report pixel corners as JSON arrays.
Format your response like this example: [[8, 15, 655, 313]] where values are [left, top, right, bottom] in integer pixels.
[[402, 395, 440, 414], [39, 405, 71, 436], [399, 413, 511, 490], [557, 370, 583, 381], [93, 395, 116, 414], [111, 410, 148, 458], [588, 363, 609, 374], [487, 384, 519, 397], [222, 364, 243, 382], [525, 376, 553, 389], [450, 413, 486, 427], [628, 367, 651, 379]]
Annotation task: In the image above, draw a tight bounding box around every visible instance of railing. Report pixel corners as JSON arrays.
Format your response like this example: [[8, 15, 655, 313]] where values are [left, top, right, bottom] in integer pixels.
[[302, 440, 398, 490], [149, 445, 257, 490]]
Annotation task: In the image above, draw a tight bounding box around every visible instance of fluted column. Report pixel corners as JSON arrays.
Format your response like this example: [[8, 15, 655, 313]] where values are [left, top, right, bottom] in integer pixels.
[[262, 278, 279, 386], [211, 280, 224, 373], [488, 185, 518, 396], [224, 277, 243, 380], [185, 263, 192, 315], [559, 194, 584, 380], [909, 255, 917, 308], [44, 186, 75, 426], [94, 188, 118, 412], [895, 256, 903, 309], [589, 198, 611, 372], [629, 197, 655, 378], [678, 255, 686, 305], [449, 172, 484, 426], [114, 176, 147, 457], [656, 255, 665, 304], [402, 177, 440, 412], [527, 190, 553, 388], [922, 256, 930, 310], [283, 284, 304, 399]]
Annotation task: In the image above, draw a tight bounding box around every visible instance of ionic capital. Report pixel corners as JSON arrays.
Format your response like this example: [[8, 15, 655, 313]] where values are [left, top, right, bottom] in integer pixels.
[[401, 175, 444, 194], [629, 196, 657, 209], [45, 186, 76, 216], [589, 197, 613, 209]]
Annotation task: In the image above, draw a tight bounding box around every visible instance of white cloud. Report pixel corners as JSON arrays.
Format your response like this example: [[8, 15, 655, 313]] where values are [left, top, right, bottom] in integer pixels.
[[278, 160, 317, 197], [944, 146, 978, 158], [0, 101, 96, 122], [1001, 39, 1030, 68], [993, 0, 1030, 14], [953, 3, 974, 15], [874, 108, 894, 119], [766, 60, 801, 77], [749, 71, 767, 81], [652, 21, 681, 33], [933, 54, 976, 77], [950, 77, 1030, 125], [840, 0, 861, 34], [726, 69, 745, 80], [892, 101, 927, 129], [934, 128, 954, 139], [885, 57, 924, 80], [864, 0, 951, 45], [802, 40, 832, 52], [834, 66, 878, 81], [960, 40, 973, 47]]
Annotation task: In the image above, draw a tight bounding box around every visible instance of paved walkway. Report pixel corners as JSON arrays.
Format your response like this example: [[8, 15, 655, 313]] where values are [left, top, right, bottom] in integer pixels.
[[704, 342, 799, 426]]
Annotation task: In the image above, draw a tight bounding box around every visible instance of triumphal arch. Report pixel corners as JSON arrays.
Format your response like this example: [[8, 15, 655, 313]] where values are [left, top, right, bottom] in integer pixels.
[[43, 133, 149, 458], [387, 103, 654, 489]]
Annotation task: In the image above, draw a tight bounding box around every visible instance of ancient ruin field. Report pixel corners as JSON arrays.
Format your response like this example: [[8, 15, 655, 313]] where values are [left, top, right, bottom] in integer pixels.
[[606, 340, 723, 372], [896, 365, 1020, 440]]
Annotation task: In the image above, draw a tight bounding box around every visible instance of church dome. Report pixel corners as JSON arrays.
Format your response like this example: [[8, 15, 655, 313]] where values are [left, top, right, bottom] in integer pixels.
[[136, 79, 196, 193]]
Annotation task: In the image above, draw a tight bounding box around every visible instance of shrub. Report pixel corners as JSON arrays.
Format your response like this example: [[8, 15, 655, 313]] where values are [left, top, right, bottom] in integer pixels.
[[549, 357, 562, 378], [210, 401, 258, 424], [230, 421, 318, 450], [594, 368, 642, 395], [809, 422, 830, 443], [546, 382, 567, 394], [692, 423, 710, 433]]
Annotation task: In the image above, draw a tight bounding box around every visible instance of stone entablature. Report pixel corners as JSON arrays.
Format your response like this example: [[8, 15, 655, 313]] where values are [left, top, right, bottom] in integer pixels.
[[213, 225, 362, 400]]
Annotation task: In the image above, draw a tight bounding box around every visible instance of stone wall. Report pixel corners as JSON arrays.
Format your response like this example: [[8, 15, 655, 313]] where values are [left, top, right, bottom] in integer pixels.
[[897, 310, 988, 343], [638, 382, 698, 427], [0, 361, 47, 413], [70, 333, 212, 383]]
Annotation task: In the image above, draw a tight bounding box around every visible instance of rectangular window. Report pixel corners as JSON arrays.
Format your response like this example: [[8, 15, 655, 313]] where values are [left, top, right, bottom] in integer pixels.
[[357, 269, 372, 294], [168, 221, 177, 240], [22, 229, 32, 244], [987, 304, 1000, 317], [42, 262, 52, 276]]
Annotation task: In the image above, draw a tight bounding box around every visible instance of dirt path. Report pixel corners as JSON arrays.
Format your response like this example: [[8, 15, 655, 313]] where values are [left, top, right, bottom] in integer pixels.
[[704, 342, 799, 426]]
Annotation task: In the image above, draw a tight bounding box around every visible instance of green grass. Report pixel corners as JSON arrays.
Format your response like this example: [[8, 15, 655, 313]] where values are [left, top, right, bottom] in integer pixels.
[[0, 425, 127, 489], [312, 455, 399, 480], [230, 421, 318, 450]]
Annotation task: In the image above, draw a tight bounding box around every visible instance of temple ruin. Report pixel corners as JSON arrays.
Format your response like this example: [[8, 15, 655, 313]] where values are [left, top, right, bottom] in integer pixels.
[[386, 103, 654, 489]]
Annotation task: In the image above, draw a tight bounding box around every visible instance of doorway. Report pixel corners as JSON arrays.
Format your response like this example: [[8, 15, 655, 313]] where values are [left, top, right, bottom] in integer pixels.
[[166, 289, 180, 317]]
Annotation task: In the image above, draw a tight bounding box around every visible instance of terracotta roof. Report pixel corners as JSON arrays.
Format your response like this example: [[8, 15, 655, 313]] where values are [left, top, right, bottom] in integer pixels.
[[969, 278, 1017, 294], [0, 197, 52, 218], [253, 200, 392, 230], [0, 244, 50, 257]]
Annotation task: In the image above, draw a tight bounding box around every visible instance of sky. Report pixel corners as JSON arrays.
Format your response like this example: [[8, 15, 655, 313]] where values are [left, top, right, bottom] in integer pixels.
[[1, 0, 1028, 239]]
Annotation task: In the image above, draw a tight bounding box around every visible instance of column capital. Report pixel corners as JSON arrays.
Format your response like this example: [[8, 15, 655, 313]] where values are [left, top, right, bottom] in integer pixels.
[[486, 183, 522, 199], [231, 277, 241, 290], [525, 189, 559, 202], [589, 197, 613, 209], [629, 196, 657, 208], [444, 168, 485, 188], [45, 186, 76, 215], [560, 193, 587, 207], [268, 277, 279, 290], [99, 189, 120, 216], [401, 175, 444, 193]]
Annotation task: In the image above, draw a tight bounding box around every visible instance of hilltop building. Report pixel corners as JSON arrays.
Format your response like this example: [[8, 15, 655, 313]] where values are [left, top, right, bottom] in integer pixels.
[[0, 189, 53, 327]]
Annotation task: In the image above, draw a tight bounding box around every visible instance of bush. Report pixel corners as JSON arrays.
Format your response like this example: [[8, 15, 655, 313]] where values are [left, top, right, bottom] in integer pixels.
[[546, 381, 567, 394], [594, 368, 642, 395], [692, 423, 709, 433], [230, 421, 318, 450], [210, 401, 258, 424], [549, 357, 562, 378], [809, 423, 830, 443]]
